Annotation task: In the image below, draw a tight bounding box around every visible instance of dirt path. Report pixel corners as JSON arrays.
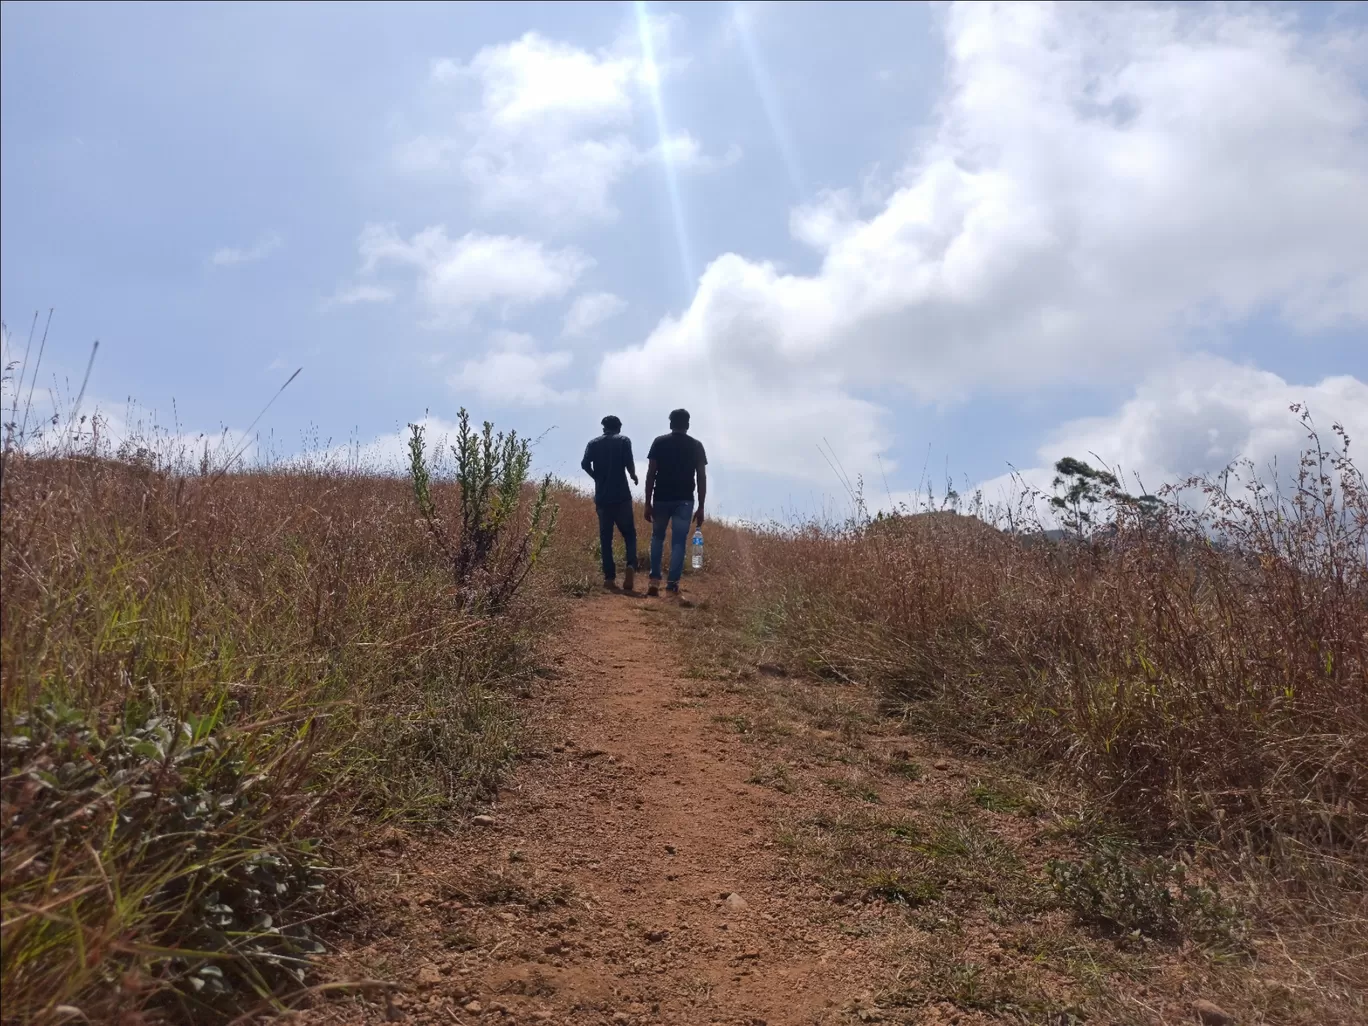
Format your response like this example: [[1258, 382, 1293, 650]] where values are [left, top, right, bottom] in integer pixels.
[[304, 586, 944, 1025], [301, 587, 1239, 1026]]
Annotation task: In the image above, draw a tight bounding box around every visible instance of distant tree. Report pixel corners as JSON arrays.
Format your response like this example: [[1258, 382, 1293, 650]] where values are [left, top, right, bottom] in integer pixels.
[[1050, 457, 1120, 539], [1051, 456, 1165, 538], [1124, 492, 1164, 521]]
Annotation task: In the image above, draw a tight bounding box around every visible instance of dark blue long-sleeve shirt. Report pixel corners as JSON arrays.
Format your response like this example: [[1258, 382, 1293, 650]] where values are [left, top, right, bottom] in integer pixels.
[[581, 433, 636, 505]]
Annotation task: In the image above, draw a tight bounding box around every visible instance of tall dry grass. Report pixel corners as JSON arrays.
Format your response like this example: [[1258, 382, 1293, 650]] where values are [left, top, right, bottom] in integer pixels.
[[0, 413, 576, 1022], [710, 411, 1367, 875]]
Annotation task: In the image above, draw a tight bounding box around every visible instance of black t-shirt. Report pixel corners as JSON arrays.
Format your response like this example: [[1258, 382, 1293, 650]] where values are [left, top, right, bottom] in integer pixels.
[[581, 433, 635, 505], [647, 431, 707, 503]]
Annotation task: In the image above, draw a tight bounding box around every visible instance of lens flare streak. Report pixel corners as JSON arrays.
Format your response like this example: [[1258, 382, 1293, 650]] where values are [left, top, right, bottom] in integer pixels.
[[635, 1, 695, 297], [732, 3, 805, 198], [633, 2, 732, 493]]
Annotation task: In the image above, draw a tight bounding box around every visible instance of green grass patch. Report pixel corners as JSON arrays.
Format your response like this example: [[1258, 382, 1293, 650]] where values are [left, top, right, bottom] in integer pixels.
[[887, 756, 924, 780], [969, 777, 1037, 816], [863, 868, 942, 906], [1047, 845, 1248, 951]]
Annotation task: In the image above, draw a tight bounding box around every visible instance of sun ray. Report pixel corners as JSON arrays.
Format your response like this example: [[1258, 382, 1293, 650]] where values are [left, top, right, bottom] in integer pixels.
[[632, 0, 735, 475], [731, 3, 805, 198], [635, 1, 694, 297]]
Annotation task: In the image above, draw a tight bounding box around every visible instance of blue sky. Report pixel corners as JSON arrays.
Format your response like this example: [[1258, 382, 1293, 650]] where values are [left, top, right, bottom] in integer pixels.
[[3, 1, 1365, 519]]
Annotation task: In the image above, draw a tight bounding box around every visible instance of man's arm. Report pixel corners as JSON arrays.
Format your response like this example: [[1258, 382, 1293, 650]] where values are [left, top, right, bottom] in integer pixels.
[[643, 457, 658, 521], [625, 437, 638, 485], [580, 441, 595, 480], [693, 441, 708, 526]]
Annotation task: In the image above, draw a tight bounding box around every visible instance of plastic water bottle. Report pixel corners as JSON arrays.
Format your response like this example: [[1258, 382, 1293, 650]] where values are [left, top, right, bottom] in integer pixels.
[[691, 528, 704, 570]]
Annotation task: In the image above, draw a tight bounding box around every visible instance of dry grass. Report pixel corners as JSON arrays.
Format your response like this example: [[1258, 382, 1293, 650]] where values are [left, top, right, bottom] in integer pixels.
[[687, 410, 1368, 1015], [0, 414, 587, 1023], [4, 381, 1364, 1022], [710, 414, 1368, 869]]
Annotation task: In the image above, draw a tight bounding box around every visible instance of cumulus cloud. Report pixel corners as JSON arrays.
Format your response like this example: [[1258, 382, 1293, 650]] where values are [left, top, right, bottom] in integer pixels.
[[977, 356, 1368, 506], [401, 29, 734, 223], [563, 292, 628, 337], [651, 134, 743, 173], [210, 232, 282, 267], [596, 2, 1368, 483], [321, 284, 396, 309], [13, 395, 261, 469], [316, 415, 466, 476], [789, 190, 861, 250], [448, 330, 575, 406], [356, 224, 591, 322]]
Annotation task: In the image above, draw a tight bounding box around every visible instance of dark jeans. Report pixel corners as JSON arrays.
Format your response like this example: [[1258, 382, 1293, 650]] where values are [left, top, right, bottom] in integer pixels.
[[596, 500, 637, 582], [649, 499, 694, 587]]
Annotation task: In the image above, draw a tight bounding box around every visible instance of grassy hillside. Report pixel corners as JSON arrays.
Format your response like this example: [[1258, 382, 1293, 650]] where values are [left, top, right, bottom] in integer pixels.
[[682, 416, 1367, 1014], [3, 408, 1364, 1022], [704, 462, 1368, 865], [0, 417, 595, 1024]]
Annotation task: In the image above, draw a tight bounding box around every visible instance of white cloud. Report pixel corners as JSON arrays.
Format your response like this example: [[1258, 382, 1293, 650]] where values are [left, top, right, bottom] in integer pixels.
[[789, 190, 861, 250], [7, 395, 260, 469], [976, 356, 1368, 508], [210, 232, 282, 267], [357, 224, 591, 321], [596, 2, 1368, 483], [322, 284, 395, 309], [652, 133, 743, 172], [563, 292, 627, 337], [402, 28, 733, 223], [314, 415, 466, 476], [448, 330, 575, 406]]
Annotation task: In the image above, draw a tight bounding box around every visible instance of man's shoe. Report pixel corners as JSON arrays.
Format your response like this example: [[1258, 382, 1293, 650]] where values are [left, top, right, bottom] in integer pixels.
[[603, 579, 620, 592], [646, 581, 660, 597], [623, 566, 635, 592]]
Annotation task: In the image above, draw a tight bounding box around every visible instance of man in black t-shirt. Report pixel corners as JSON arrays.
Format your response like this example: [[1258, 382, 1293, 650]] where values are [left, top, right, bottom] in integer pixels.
[[581, 415, 639, 591], [643, 408, 707, 598]]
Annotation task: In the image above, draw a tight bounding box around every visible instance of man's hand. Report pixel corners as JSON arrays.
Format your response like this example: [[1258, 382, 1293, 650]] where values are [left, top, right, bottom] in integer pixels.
[[643, 504, 653, 523], [630, 473, 639, 485], [693, 507, 705, 528], [643, 458, 658, 521]]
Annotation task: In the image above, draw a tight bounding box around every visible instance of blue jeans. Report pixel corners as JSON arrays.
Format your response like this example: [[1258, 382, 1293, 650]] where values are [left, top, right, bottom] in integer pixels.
[[596, 500, 637, 581], [649, 499, 694, 587]]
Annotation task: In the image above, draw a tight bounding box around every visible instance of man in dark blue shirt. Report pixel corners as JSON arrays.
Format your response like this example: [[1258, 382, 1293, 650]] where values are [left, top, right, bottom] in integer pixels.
[[581, 415, 639, 591], [644, 408, 707, 598]]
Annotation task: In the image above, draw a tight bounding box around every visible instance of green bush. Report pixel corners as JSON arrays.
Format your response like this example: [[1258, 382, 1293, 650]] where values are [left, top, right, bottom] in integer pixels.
[[2, 699, 330, 1021], [408, 409, 557, 612], [1047, 846, 1246, 950]]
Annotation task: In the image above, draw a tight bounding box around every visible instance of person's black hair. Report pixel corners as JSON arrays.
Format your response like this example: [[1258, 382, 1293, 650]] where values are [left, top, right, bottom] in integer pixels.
[[601, 415, 622, 433], [668, 408, 690, 430]]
